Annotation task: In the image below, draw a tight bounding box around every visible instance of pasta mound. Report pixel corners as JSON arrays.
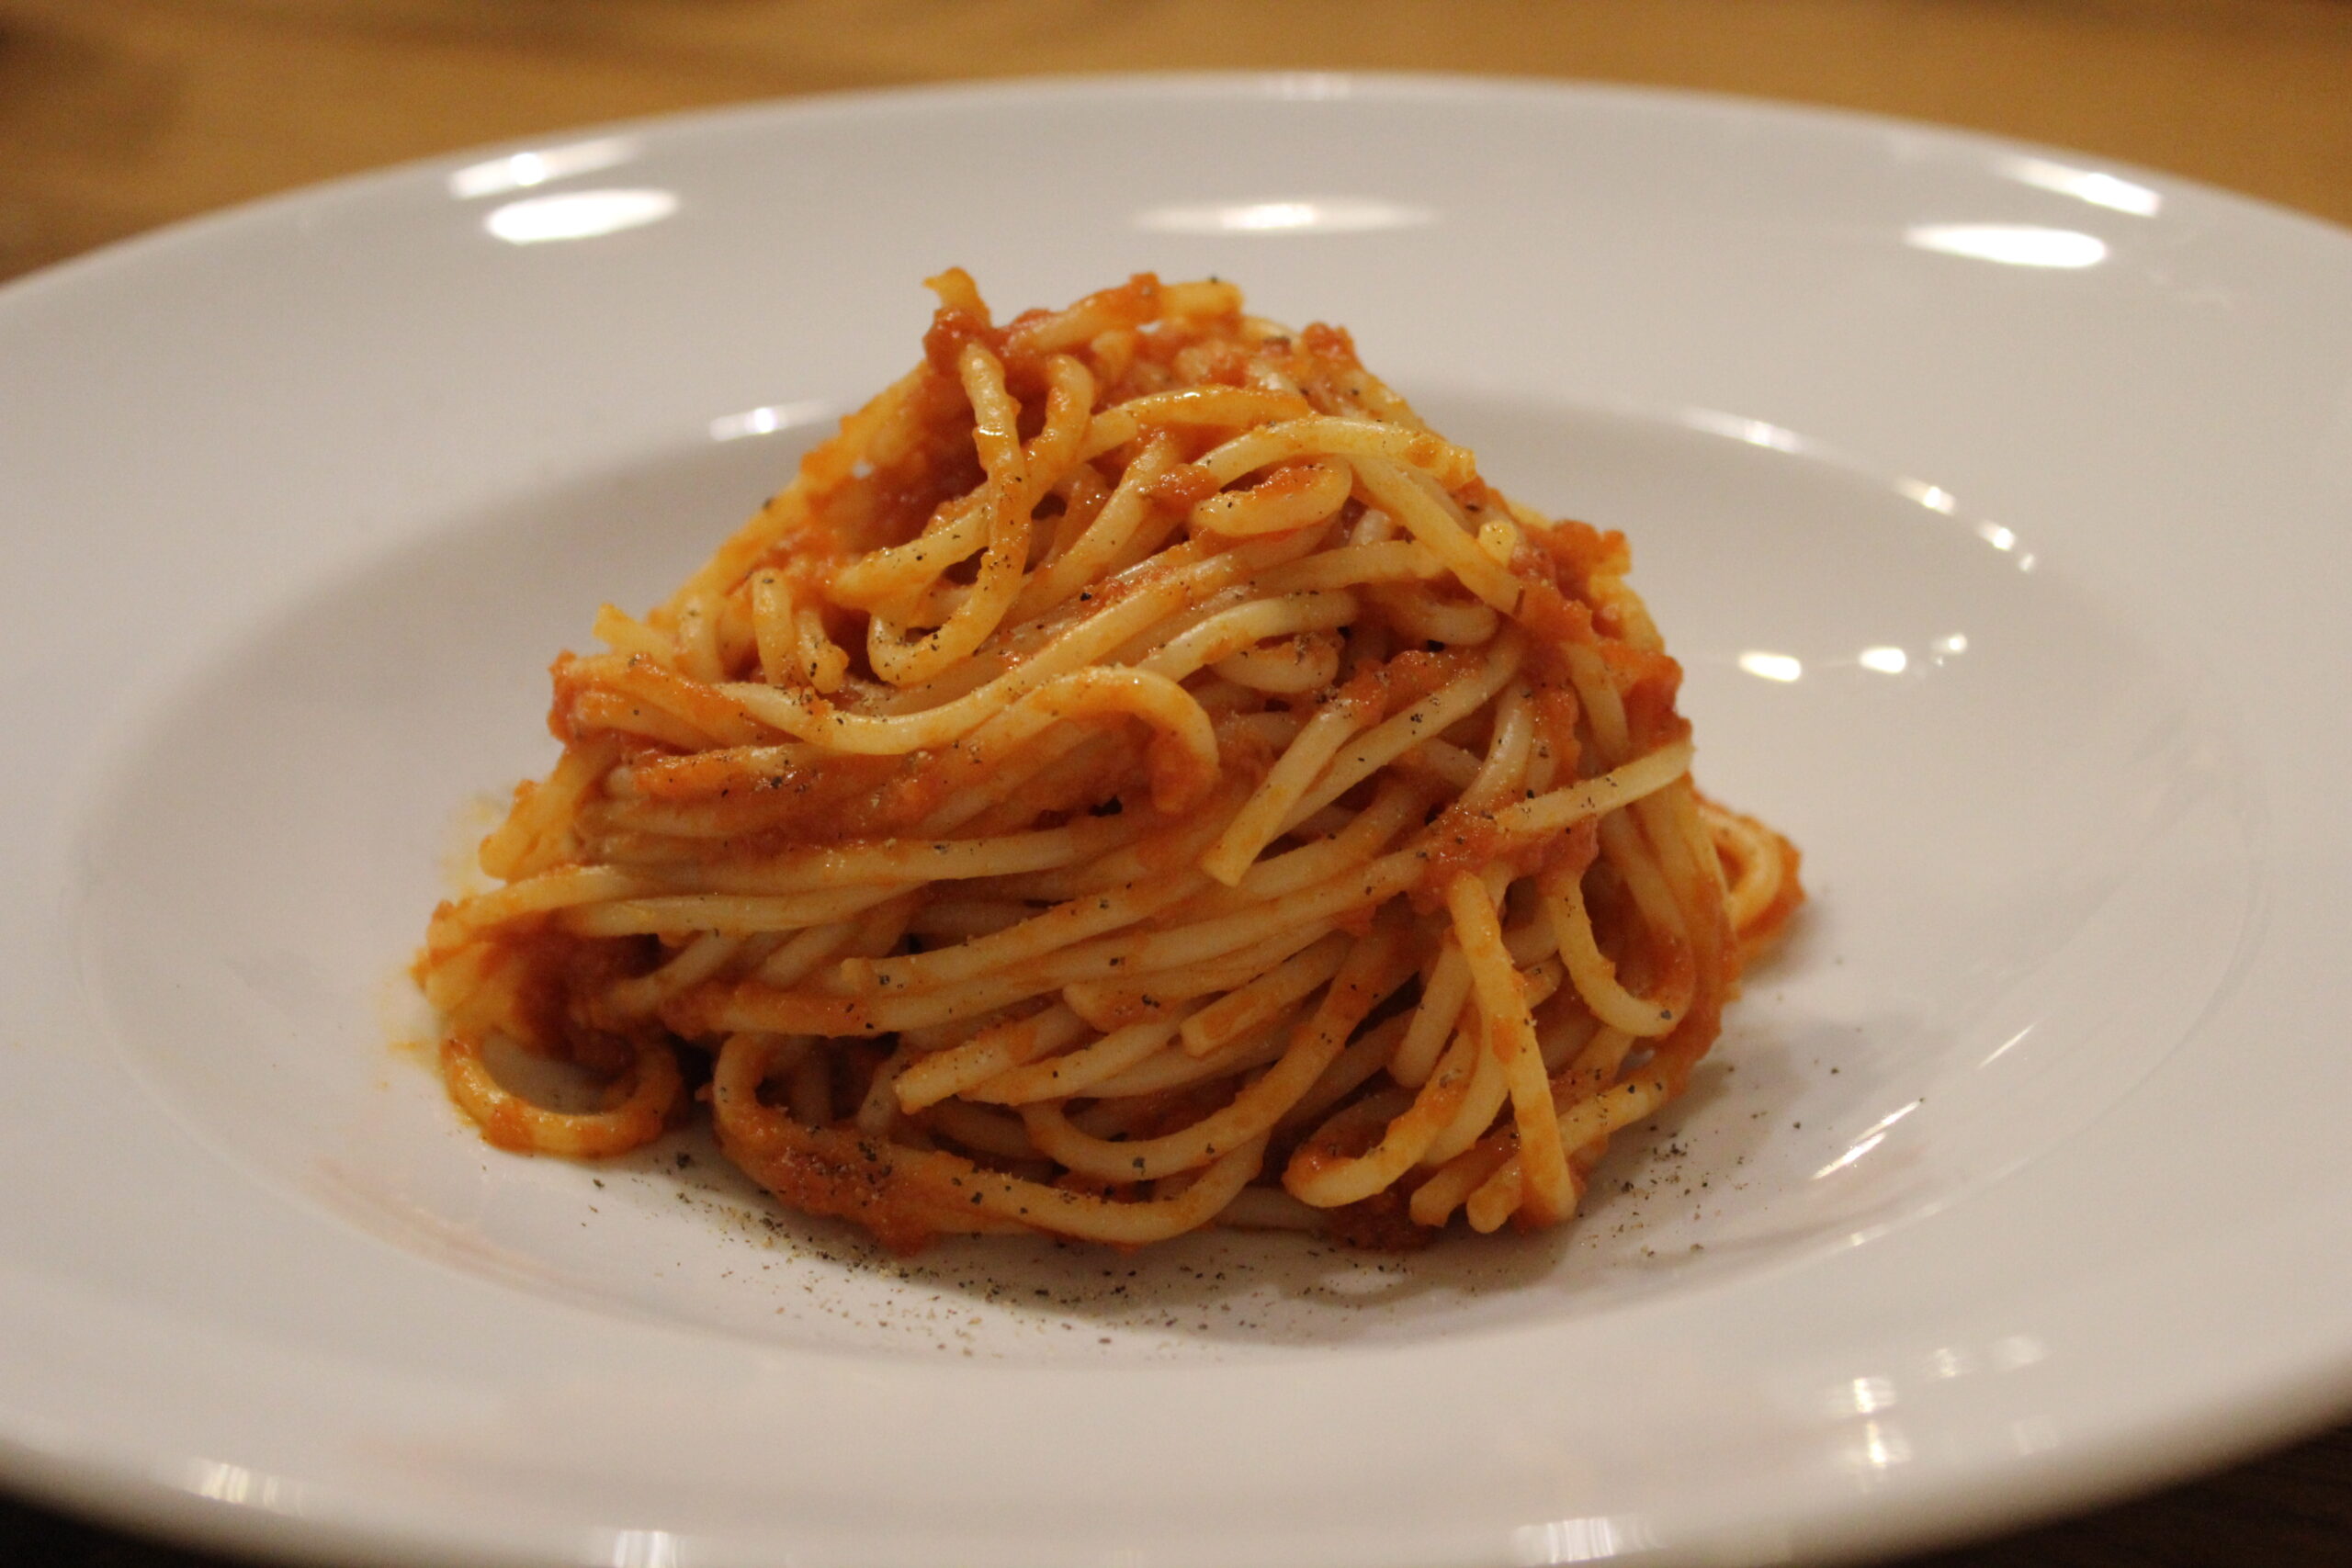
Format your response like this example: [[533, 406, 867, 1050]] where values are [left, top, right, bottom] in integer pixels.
[[417, 272, 1802, 1253]]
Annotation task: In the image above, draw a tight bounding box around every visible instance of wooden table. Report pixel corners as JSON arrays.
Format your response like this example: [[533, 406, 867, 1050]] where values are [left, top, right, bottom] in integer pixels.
[[5, 3, 2348, 1563]]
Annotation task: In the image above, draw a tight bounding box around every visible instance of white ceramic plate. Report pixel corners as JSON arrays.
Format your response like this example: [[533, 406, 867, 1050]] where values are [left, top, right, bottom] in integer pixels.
[[5, 73, 2350, 1568]]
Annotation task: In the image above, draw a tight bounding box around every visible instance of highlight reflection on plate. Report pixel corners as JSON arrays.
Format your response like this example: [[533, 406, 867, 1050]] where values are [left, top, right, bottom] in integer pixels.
[[6, 74, 2351, 1568]]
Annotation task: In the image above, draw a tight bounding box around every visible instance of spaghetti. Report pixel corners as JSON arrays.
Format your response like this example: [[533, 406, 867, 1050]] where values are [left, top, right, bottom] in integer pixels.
[[417, 273, 1802, 1252]]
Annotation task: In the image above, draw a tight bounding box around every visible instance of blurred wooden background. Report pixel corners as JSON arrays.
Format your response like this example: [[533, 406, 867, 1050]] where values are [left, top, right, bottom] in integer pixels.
[[6, 1, 2352, 1564]]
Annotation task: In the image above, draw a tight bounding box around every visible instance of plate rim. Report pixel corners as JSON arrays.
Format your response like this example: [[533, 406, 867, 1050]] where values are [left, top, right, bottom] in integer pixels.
[[8, 67, 2350, 318]]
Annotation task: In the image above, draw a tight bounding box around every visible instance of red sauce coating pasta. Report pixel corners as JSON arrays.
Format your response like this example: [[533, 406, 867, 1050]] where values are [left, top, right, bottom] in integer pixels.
[[416, 273, 1802, 1252]]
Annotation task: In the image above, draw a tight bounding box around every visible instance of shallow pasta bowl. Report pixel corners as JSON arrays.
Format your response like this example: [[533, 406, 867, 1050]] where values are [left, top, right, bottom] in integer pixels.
[[3, 73, 2351, 1568]]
